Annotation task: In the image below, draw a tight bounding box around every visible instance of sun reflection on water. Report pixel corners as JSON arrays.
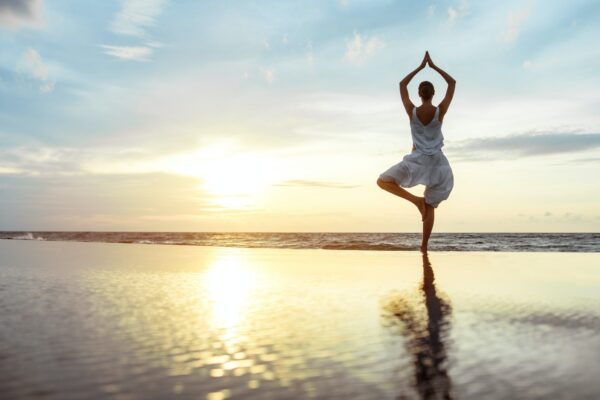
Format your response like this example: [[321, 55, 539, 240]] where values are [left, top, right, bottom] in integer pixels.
[[202, 248, 261, 333]]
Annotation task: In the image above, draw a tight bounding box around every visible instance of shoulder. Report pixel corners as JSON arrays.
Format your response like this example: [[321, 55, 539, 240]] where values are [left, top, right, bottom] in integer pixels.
[[437, 104, 447, 122], [404, 103, 415, 121]]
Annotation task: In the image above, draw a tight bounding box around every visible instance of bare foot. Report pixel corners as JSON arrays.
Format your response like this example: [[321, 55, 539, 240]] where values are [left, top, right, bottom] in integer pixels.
[[416, 197, 428, 221]]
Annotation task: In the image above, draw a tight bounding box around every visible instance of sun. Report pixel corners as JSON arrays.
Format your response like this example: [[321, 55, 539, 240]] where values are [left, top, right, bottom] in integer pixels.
[[163, 141, 279, 209], [200, 152, 276, 208]]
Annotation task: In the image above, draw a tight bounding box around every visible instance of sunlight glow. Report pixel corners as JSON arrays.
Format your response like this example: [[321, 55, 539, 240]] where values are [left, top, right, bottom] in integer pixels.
[[163, 141, 280, 209]]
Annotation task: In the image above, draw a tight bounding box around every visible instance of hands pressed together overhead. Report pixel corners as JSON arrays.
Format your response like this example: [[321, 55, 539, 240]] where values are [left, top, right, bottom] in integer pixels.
[[419, 51, 436, 69], [400, 50, 455, 105]]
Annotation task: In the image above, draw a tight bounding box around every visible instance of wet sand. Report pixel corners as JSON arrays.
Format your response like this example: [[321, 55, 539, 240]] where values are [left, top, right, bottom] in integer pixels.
[[0, 240, 599, 399]]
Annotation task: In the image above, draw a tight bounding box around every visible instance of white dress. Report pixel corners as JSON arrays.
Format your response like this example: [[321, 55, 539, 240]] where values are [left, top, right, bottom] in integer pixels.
[[379, 106, 454, 208]]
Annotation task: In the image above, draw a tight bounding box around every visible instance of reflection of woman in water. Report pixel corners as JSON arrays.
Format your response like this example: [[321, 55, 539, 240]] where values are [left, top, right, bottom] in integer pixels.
[[380, 254, 453, 399], [377, 51, 455, 253]]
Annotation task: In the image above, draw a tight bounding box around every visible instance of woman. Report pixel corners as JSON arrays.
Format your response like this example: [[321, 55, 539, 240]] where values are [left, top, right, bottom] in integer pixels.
[[377, 51, 455, 253]]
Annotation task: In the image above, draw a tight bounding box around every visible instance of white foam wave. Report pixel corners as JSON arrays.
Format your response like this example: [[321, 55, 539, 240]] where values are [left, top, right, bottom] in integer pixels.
[[12, 232, 45, 241]]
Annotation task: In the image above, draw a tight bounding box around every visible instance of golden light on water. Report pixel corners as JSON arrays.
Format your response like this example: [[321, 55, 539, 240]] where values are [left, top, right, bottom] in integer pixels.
[[202, 249, 260, 331]]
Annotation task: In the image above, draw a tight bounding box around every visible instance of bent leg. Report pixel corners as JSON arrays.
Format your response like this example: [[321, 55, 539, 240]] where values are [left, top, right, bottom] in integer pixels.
[[377, 178, 427, 221], [377, 178, 420, 203], [420, 204, 435, 254]]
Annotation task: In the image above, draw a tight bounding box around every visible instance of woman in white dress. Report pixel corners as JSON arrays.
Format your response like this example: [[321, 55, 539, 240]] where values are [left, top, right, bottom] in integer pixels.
[[377, 51, 456, 253]]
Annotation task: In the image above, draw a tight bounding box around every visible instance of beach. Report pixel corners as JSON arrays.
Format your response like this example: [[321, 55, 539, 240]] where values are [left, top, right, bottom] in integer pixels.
[[0, 240, 599, 400]]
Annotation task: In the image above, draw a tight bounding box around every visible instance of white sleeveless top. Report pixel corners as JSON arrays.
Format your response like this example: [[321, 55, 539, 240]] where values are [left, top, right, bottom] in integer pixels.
[[410, 106, 444, 155]]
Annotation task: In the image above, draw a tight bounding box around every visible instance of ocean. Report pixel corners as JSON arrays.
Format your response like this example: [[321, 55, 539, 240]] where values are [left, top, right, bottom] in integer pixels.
[[0, 231, 598, 252]]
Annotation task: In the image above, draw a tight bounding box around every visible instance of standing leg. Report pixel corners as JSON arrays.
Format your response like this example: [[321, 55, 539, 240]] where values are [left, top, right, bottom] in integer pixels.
[[421, 204, 435, 253], [377, 178, 428, 221]]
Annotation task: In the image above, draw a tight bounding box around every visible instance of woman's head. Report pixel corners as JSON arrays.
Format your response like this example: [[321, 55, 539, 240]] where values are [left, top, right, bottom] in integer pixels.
[[419, 81, 435, 101]]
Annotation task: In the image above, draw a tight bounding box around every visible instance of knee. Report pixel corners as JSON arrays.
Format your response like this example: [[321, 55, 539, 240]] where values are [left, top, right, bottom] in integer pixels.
[[376, 177, 386, 188]]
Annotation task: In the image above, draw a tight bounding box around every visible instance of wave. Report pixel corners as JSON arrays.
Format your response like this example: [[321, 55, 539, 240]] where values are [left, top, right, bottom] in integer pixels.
[[7, 232, 45, 241], [0, 232, 598, 252]]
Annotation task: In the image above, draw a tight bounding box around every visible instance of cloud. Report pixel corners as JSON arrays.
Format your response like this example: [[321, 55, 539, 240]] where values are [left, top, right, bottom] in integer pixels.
[[568, 157, 600, 164], [274, 179, 359, 189], [447, 0, 469, 24], [427, 5, 436, 18], [297, 92, 396, 115], [447, 7, 459, 22], [104, 0, 167, 61], [0, 165, 22, 174], [519, 211, 586, 225], [260, 66, 276, 84], [0, 0, 41, 28], [502, 7, 530, 43], [1, 146, 84, 176], [16, 48, 54, 92], [110, 0, 167, 37], [345, 32, 384, 65], [100, 44, 152, 61], [306, 41, 314, 66], [0, 172, 216, 230], [446, 131, 600, 161], [0, 145, 157, 176], [522, 60, 534, 69]]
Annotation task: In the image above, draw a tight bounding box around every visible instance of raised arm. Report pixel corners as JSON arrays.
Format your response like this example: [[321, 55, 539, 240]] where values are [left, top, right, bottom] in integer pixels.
[[399, 52, 427, 118], [426, 52, 456, 119]]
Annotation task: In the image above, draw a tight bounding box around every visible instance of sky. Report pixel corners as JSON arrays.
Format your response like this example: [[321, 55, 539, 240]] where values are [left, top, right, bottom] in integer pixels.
[[0, 0, 599, 232]]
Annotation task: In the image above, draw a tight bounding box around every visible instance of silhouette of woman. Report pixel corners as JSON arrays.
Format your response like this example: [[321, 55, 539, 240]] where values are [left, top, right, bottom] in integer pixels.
[[380, 254, 453, 399], [377, 51, 455, 253]]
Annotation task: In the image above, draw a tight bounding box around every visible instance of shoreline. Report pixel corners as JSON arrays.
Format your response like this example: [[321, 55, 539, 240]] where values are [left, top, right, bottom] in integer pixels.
[[1, 237, 597, 254], [1, 232, 599, 253]]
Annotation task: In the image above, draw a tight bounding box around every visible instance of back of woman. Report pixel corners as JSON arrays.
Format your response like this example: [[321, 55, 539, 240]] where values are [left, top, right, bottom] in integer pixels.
[[376, 51, 456, 253], [410, 105, 444, 155]]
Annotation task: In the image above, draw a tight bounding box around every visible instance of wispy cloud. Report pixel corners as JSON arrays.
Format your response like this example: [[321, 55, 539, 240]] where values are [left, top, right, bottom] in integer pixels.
[[0, 172, 211, 230], [574, 157, 600, 164], [345, 32, 384, 65], [519, 211, 586, 225], [0, 166, 23, 174], [110, 0, 167, 38], [427, 5, 436, 18], [103, 0, 167, 61], [274, 179, 359, 189], [447, 0, 468, 24], [0, 145, 155, 176], [100, 44, 152, 61], [446, 131, 600, 161], [0, 0, 41, 28], [447, 7, 459, 22], [16, 48, 54, 92], [522, 60, 535, 69], [297, 93, 396, 115], [1, 146, 88, 175], [260, 66, 276, 84], [306, 41, 314, 66], [502, 7, 531, 43]]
